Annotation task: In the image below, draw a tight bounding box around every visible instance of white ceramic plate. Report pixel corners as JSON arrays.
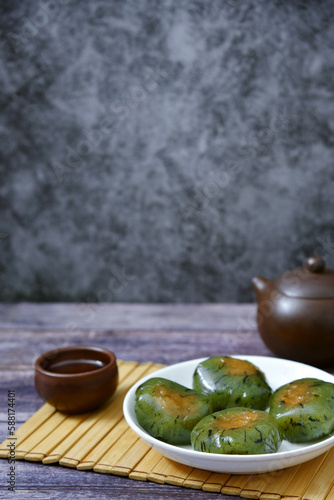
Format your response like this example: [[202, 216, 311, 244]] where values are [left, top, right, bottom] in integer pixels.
[[123, 355, 334, 474]]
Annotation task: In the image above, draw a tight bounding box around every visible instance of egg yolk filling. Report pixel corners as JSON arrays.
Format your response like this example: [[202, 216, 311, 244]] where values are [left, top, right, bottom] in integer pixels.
[[153, 386, 198, 417], [216, 411, 261, 429]]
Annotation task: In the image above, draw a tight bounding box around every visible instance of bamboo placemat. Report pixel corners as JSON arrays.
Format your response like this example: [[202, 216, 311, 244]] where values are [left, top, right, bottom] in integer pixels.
[[1, 360, 334, 499]]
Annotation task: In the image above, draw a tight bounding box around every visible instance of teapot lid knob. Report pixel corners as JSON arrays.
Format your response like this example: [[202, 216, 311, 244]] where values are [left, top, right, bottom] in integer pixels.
[[305, 256, 326, 273]]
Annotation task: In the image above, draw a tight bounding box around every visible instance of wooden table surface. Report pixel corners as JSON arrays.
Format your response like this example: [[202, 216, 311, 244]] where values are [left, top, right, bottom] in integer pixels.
[[0, 303, 333, 500]]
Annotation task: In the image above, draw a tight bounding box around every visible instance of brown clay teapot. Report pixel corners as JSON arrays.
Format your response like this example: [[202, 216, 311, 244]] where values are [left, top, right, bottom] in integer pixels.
[[252, 256, 334, 367]]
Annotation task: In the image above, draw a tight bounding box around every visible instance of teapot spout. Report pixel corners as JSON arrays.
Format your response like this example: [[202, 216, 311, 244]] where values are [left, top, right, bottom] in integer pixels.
[[251, 276, 272, 299]]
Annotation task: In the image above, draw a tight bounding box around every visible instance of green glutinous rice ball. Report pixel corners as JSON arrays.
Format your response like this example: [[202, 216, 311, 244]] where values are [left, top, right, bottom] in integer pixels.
[[191, 407, 282, 454], [193, 356, 272, 411], [134, 377, 213, 445], [269, 378, 334, 443]]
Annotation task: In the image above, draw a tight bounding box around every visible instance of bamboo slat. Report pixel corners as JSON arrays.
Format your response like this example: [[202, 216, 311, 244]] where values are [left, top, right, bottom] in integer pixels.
[[34, 412, 89, 463], [42, 361, 140, 465], [269, 452, 327, 499], [222, 474, 253, 497], [240, 490, 261, 500], [202, 472, 231, 492], [110, 437, 151, 476], [128, 448, 164, 481], [302, 447, 334, 500], [152, 456, 193, 487], [0, 360, 333, 500], [183, 468, 213, 489], [78, 363, 164, 470], [239, 470, 279, 498], [93, 426, 140, 474], [59, 362, 156, 467], [83, 418, 132, 472], [325, 483, 334, 500], [12, 411, 68, 459], [0, 402, 56, 458]]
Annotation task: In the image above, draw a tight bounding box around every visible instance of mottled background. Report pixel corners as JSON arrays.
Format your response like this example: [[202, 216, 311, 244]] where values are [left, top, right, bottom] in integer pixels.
[[1, 0, 334, 303]]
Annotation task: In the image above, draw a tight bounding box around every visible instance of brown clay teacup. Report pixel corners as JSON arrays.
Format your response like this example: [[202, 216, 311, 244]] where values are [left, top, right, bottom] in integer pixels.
[[35, 346, 118, 414]]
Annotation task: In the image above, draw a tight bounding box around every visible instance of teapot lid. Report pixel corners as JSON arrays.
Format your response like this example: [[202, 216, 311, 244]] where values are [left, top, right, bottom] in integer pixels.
[[276, 256, 334, 299]]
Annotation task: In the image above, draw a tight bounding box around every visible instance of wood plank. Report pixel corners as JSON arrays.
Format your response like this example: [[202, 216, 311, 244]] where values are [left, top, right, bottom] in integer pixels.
[[0, 329, 274, 369], [1, 302, 333, 500], [0, 371, 45, 422], [0, 303, 257, 331], [0, 459, 232, 499]]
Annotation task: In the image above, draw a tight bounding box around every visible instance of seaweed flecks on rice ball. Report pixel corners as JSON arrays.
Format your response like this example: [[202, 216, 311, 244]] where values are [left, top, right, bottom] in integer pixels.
[[193, 356, 272, 411], [269, 378, 334, 443], [134, 377, 213, 445], [191, 407, 282, 455]]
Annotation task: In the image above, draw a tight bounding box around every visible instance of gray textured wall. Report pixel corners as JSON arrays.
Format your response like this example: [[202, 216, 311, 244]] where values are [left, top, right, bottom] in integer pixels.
[[1, 0, 334, 303]]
